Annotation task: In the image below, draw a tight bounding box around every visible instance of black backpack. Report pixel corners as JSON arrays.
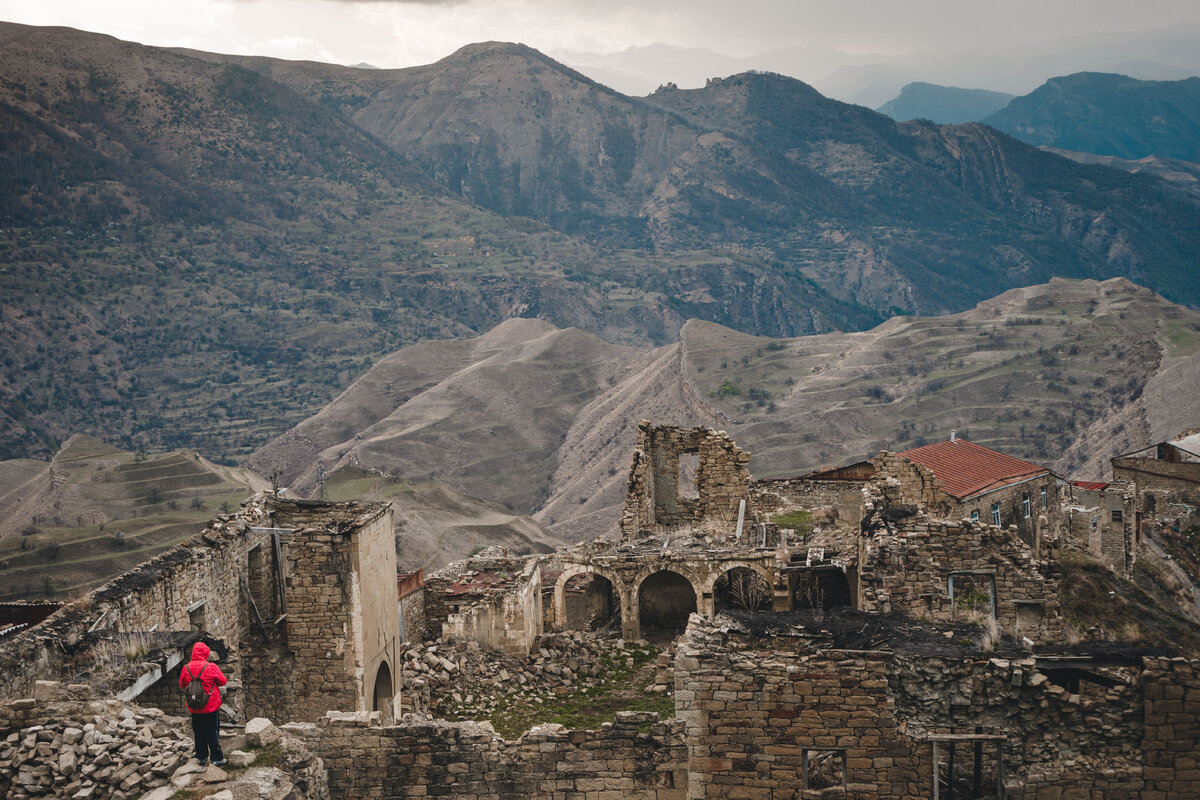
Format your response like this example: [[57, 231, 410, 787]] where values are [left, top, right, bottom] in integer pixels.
[[182, 663, 212, 710]]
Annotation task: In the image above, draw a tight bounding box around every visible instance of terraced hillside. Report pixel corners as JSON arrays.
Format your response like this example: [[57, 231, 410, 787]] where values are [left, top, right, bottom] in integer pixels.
[[0, 435, 265, 599]]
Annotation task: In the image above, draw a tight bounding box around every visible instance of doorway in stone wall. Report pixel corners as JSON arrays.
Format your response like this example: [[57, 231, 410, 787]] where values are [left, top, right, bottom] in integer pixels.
[[792, 568, 852, 610], [714, 567, 772, 613], [372, 661, 394, 724], [638, 570, 696, 642]]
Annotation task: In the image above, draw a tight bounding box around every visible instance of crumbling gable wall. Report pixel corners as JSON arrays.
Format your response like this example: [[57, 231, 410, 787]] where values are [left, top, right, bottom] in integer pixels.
[[1067, 482, 1136, 573], [442, 557, 544, 656], [858, 511, 1063, 643], [621, 422, 751, 539]]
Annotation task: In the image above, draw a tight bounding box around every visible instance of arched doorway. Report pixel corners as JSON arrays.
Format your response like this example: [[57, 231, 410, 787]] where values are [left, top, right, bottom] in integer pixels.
[[638, 570, 697, 642], [714, 567, 773, 613], [565, 573, 621, 632], [372, 661, 394, 724], [792, 568, 852, 610]]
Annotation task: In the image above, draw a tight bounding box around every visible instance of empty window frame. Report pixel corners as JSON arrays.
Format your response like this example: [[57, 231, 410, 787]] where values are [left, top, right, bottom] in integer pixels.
[[971, 510, 979, 523], [1040, 486, 1048, 509], [187, 600, 207, 632], [949, 572, 996, 619], [1022, 492, 1031, 519], [991, 503, 1001, 527], [802, 749, 847, 790], [1111, 508, 1124, 524]]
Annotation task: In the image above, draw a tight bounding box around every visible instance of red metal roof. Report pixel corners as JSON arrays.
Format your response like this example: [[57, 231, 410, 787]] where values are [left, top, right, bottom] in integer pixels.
[[1071, 481, 1109, 492], [897, 438, 1050, 501]]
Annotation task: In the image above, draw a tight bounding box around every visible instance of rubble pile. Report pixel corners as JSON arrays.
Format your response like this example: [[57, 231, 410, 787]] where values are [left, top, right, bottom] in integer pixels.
[[1, 702, 196, 800], [400, 632, 665, 721]]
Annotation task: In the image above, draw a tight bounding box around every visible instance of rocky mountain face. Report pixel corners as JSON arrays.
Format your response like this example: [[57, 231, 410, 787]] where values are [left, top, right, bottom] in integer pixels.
[[3, 23, 1200, 470], [876, 82, 1014, 124], [253, 278, 1200, 550], [985, 72, 1200, 161]]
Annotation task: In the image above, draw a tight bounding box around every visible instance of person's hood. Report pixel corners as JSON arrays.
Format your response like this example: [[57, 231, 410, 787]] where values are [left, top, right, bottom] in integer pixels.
[[191, 641, 210, 662]]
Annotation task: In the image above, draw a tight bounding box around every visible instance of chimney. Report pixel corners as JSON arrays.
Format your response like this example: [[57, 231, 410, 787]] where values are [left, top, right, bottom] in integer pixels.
[[950, 430, 957, 443]]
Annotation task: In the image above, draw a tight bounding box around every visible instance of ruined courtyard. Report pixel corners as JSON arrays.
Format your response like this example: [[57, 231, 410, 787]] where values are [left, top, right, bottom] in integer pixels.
[[2, 423, 1200, 800]]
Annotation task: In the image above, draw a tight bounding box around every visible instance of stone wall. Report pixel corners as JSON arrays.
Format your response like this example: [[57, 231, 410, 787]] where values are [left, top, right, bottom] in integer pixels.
[[748, 477, 867, 537], [673, 617, 1200, 799], [675, 632, 927, 799], [1113, 456, 1200, 501], [858, 513, 1063, 643], [442, 558, 544, 656], [621, 422, 752, 538], [400, 587, 426, 644], [266, 500, 401, 724], [284, 709, 687, 800], [0, 498, 275, 703], [1141, 657, 1200, 799], [1067, 482, 1135, 573]]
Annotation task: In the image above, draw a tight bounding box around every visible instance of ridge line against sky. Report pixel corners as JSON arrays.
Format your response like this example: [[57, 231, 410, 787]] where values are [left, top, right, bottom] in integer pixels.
[[3, 0, 1199, 72]]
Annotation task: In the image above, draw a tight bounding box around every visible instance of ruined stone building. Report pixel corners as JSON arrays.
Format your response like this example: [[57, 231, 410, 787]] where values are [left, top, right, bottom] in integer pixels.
[[4, 423, 1200, 800], [1112, 429, 1200, 535], [0, 496, 403, 726]]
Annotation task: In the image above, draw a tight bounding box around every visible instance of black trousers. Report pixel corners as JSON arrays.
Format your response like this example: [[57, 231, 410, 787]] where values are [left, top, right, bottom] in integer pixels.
[[190, 710, 223, 762]]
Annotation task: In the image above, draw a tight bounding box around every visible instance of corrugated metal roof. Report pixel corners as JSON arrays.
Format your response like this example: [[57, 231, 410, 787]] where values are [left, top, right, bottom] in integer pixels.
[[1072, 481, 1109, 492], [897, 438, 1049, 501]]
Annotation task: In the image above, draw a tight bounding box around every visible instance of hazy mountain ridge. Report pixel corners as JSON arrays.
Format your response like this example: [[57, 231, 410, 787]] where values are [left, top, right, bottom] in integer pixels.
[[876, 82, 1015, 124], [0, 23, 872, 462], [984, 72, 1200, 161]]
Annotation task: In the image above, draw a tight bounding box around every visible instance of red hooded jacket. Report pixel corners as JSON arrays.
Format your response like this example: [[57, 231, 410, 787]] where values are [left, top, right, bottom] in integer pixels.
[[178, 641, 227, 715]]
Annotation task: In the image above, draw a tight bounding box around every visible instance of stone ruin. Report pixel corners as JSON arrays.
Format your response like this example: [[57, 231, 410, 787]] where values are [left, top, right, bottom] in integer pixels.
[[2, 422, 1200, 800]]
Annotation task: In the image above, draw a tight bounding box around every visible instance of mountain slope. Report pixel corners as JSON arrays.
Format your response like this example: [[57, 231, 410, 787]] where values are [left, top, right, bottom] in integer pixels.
[[877, 82, 1014, 124], [254, 278, 1200, 549], [0, 23, 873, 462], [217, 44, 1200, 315], [3, 24, 1200, 467], [984, 72, 1200, 161]]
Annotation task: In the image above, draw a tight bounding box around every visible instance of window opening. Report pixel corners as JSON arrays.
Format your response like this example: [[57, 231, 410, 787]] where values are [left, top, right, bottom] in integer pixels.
[[1040, 486, 1047, 509], [929, 734, 1004, 800], [187, 600, 207, 632], [1111, 508, 1124, 524], [991, 503, 1000, 527], [677, 453, 700, 501], [802, 749, 846, 790], [1022, 493, 1031, 519], [949, 573, 995, 619], [971, 511, 979, 523]]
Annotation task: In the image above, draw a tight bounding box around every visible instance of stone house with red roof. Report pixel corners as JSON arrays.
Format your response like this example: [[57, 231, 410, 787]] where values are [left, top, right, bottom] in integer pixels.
[[894, 433, 1064, 552]]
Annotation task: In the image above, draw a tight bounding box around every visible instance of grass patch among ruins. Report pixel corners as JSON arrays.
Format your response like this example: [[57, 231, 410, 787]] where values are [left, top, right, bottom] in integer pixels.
[[438, 640, 671, 739]]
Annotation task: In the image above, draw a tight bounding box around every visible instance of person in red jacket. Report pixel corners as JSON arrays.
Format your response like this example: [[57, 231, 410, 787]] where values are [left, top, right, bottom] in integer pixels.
[[178, 641, 228, 766]]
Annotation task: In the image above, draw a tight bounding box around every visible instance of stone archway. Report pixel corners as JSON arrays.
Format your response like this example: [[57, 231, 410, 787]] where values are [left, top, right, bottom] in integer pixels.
[[553, 565, 626, 632], [637, 570, 697, 642], [713, 566, 773, 613], [372, 660, 394, 724], [700, 560, 777, 615]]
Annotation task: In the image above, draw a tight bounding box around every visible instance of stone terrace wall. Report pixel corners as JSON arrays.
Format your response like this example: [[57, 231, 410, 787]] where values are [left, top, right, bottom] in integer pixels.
[[858, 514, 1063, 644], [284, 709, 687, 800]]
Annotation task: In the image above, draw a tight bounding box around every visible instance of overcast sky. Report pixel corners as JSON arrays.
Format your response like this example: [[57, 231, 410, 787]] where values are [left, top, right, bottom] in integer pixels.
[[3, 0, 1199, 69]]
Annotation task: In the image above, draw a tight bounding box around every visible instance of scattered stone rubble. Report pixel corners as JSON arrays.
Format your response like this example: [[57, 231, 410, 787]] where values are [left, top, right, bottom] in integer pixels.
[[400, 631, 666, 721], [0, 682, 328, 800]]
